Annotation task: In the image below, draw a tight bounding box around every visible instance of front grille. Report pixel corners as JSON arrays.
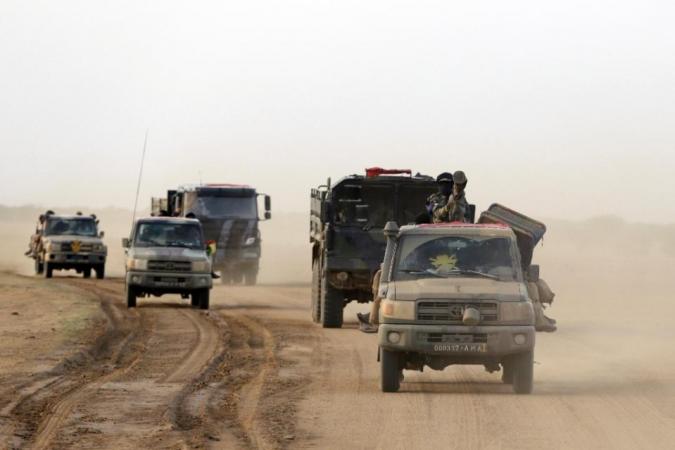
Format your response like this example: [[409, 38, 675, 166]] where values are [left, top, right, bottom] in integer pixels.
[[417, 301, 498, 322], [61, 242, 93, 252], [424, 333, 488, 344], [147, 260, 192, 272]]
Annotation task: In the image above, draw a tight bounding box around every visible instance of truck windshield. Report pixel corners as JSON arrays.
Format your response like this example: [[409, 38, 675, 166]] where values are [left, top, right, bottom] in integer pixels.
[[44, 218, 97, 237], [134, 223, 204, 249], [334, 185, 395, 227], [194, 196, 257, 219], [393, 235, 518, 281]]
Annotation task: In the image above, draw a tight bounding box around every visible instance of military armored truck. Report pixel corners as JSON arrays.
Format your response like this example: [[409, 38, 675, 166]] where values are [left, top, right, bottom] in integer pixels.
[[30, 213, 107, 279], [310, 168, 444, 328], [123, 217, 213, 309], [376, 206, 545, 393], [151, 184, 271, 285]]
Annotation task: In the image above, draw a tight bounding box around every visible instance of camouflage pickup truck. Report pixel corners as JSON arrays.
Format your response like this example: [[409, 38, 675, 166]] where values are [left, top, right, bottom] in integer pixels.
[[123, 217, 213, 309], [377, 218, 541, 394], [31, 214, 107, 279]]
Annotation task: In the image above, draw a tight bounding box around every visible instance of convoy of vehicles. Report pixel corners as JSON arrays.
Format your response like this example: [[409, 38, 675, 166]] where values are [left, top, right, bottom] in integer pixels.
[[151, 184, 271, 285], [122, 217, 213, 309], [29, 213, 107, 279]]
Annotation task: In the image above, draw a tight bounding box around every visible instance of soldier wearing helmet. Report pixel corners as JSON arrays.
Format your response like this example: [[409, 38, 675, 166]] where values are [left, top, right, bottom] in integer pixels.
[[433, 170, 470, 223], [423, 172, 454, 223]]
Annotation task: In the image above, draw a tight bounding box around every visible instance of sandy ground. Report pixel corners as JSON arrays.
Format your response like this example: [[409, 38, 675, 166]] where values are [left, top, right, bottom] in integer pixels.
[[0, 210, 674, 449]]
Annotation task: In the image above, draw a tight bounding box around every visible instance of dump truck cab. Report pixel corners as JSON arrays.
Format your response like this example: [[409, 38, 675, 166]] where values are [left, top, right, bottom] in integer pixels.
[[123, 217, 213, 309], [152, 184, 271, 285], [34, 214, 107, 279], [309, 168, 439, 328], [377, 220, 539, 393]]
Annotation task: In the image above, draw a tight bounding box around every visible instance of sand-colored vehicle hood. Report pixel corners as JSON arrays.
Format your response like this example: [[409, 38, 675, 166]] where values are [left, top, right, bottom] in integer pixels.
[[389, 277, 527, 302], [44, 235, 103, 245], [129, 247, 208, 262]]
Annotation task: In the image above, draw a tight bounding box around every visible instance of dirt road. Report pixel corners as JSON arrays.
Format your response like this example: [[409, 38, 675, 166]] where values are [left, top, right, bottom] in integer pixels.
[[1, 273, 674, 449]]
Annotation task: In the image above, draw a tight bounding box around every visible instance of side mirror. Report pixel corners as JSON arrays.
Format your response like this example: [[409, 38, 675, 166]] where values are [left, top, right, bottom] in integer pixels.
[[355, 204, 369, 223], [264, 211, 271, 220], [264, 195, 271, 212], [122, 238, 129, 248], [99, 231, 105, 238], [527, 264, 540, 282]]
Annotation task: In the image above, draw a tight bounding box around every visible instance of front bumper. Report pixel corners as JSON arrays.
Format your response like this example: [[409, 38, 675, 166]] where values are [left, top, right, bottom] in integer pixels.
[[47, 252, 106, 265], [378, 324, 535, 356], [126, 270, 213, 290]]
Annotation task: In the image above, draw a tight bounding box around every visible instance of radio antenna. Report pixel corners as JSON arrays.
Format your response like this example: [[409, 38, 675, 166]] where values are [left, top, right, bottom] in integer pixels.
[[132, 129, 149, 225]]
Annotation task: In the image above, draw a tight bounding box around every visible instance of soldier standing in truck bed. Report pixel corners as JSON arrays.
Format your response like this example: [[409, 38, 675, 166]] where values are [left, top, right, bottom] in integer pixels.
[[433, 170, 469, 223]]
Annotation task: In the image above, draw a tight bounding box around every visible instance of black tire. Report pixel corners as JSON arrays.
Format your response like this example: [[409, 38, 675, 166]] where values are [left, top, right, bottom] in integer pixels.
[[310, 258, 321, 323], [44, 262, 53, 279], [95, 265, 105, 279], [512, 351, 534, 394], [244, 269, 257, 286], [501, 360, 515, 384], [34, 259, 44, 275], [199, 289, 210, 310], [126, 285, 137, 308], [380, 348, 402, 392], [191, 292, 200, 307], [320, 270, 343, 328], [83, 267, 92, 278]]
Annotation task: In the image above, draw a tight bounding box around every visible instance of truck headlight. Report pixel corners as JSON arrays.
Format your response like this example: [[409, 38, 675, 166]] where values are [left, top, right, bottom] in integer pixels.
[[126, 258, 148, 271], [244, 237, 256, 246], [381, 300, 415, 320], [93, 244, 105, 252], [192, 261, 211, 272], [500, 302, 534, 323]]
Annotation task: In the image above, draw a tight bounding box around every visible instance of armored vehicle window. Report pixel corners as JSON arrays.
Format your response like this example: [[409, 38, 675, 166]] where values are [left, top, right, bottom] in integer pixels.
[[44, 218, 97, 237], [334, 185, 395, 227], [192, 196, 257, 219], [134, 222, 204, 249], [393, 235, 518, 281], [398, 185, 435, 225]]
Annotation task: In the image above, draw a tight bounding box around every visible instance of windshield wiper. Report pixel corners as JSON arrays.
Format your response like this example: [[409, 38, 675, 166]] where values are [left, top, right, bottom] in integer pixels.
[[399, 269, 446, 278], [444, 269, 499, 280]]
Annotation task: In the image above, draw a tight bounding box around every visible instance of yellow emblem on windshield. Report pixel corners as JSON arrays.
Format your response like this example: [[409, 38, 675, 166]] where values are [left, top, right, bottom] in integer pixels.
[[430, 254, 457, 271], [71, 241, 81, 253]]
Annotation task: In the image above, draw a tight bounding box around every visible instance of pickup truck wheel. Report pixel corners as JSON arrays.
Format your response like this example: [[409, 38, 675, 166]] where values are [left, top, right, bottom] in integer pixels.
[[191, 293, 200, 307], [199, 289, 210, 310], [244, 269, 257, 286], [380, 348, 402, 392], [320, 272, 343, 328], [501, 360, 514, 384], [512, 351, 534, 394], [310, 258, 321, 323], [126, 285, 137, 308], [83, 267, 92, 278], [95, 265, 105, 279], [34, 259, 44, 275], [44, 262, 53, 279]]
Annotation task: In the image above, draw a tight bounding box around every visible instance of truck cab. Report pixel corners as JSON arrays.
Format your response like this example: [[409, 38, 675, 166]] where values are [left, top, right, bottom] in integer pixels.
[[152, 184, 271, 285], [123, 217, 213, 309], [309, 168, 441, 328], [377, 221, 538, 393], [35, 214, 107, 279]]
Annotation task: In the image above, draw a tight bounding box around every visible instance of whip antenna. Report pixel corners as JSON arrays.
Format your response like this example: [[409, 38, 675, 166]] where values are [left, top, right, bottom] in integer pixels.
[[132, 129, 149, 225]]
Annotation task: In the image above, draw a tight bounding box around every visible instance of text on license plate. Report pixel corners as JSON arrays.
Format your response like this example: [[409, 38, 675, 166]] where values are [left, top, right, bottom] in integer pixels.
[[432, 343, 487, 352]]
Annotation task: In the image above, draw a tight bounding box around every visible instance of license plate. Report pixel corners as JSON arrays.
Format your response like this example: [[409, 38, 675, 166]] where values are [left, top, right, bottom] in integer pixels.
[[156, 278, 181, 287], [432, 343, 487, 353]]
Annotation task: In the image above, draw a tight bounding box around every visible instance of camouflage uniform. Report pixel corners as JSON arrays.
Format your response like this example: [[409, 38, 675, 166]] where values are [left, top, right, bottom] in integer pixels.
[[432, 191, 469, 223]]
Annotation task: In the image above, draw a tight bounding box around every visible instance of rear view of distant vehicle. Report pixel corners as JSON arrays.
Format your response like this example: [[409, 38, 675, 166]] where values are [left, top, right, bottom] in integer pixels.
[[123, 217, 213, 309], [151, 184, 271, 285], [28, 212, 107, 279]]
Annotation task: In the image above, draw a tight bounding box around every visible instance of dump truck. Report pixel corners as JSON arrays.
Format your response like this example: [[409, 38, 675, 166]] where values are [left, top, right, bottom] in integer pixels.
[[28, 213, 107, 279], [123, 217, 213, 309], [310, 168, 454, 328], [376, 204, 546, 393], [151, 184, 271, 284]]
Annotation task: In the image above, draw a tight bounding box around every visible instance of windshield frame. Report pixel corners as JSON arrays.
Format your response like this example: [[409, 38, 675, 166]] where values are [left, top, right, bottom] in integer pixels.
[[390, 233, 522, 282], [132, 221, 205, 250], [43, 218, 98, 237], [191, 195, 258, 220]]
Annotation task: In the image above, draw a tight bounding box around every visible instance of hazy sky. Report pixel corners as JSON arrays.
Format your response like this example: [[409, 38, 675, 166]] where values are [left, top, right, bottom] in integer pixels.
[[1, 1, 674, 222]]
